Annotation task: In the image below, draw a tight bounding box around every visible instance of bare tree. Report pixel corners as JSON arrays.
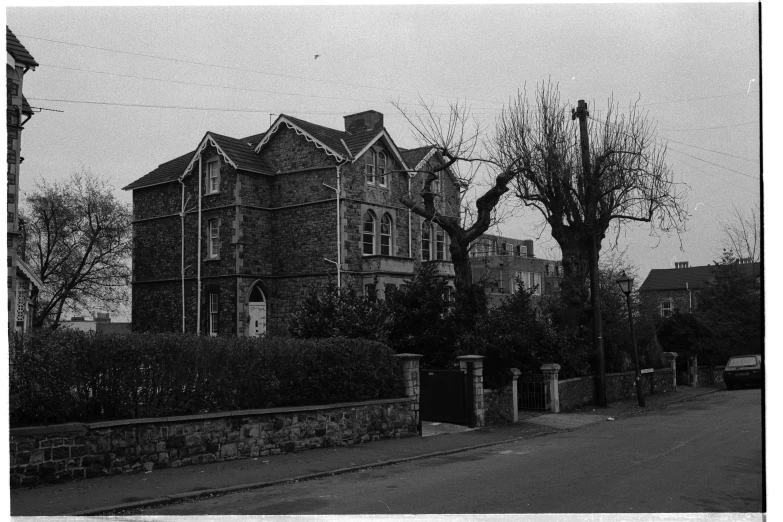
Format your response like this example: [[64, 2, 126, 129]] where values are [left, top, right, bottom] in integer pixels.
[[719, 204, 760, 262], [21, 170, 132, 328], [394, 99, 519, 308], [491, 82, 688, 331]]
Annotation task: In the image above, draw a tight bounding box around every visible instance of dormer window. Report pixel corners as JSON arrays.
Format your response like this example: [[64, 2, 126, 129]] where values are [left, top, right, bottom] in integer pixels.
[[206, 159, 220, 194]]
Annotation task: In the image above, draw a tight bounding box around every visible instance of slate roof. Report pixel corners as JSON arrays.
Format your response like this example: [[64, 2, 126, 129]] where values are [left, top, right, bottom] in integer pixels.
[[638, 262, 760, 292], [400, 146, 434, 169], [124, 132, 275, 190], [123, 151, 195, 190], [126, 112, 413, 191], [7, 27, 38, 67], [280, 114, 349, 155], [208, 132, 273, 174]]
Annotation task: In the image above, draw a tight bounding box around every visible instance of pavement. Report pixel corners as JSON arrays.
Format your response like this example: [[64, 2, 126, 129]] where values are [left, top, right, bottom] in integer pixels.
[[9, 384, 722, 517]]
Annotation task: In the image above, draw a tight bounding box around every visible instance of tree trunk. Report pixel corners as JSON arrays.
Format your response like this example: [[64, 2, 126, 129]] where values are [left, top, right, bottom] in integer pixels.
[[551, 230, 591, 333]]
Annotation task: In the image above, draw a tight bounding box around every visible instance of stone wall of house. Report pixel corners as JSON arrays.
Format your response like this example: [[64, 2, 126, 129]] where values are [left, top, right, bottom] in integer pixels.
[[259, 124, 338, 173], [133, 277, 239, 334], [557, 369, 675, 411], [10, 398, 417, 488]]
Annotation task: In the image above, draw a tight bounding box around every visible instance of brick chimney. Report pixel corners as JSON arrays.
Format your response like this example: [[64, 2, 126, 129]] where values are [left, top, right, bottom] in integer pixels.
[[675, 261, 689, 269], [344, 110, 384, 134]]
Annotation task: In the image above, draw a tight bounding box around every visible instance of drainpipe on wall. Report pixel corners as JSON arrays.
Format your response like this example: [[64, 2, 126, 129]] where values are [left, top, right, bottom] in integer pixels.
[[336, 163, 342, 287], [179, 178, 186, 333], [197, 155, 202, 334], [686, 282, 692, 312], [407, 172, 412, 257]]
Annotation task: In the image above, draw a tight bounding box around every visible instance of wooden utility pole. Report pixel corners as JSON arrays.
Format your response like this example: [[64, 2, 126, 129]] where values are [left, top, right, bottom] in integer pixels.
[[573, 99, 607, 407]]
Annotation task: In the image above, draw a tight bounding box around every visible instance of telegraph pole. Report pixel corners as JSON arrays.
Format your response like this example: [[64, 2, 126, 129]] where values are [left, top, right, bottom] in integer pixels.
[[573, 99, 607, 407]]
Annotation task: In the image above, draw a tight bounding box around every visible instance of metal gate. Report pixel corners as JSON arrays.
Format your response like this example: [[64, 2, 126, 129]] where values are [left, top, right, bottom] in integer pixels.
[[419, 369, 471, 425], [518, 373, 550, 411]]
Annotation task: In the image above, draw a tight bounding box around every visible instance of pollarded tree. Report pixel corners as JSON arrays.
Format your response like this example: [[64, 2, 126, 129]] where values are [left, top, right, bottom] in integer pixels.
[[21, 170, 132, 328], [491, 82, 688, 331], [394, 100, 519, 313]]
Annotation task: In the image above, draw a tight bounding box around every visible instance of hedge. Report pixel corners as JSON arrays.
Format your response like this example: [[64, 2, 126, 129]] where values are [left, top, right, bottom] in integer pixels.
[[9, 330, 405, 427]]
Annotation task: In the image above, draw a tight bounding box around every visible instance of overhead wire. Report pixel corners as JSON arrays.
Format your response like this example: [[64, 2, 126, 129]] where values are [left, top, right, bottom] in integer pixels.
[[19, 33, 506, 106], [587, 114, 759, 181]]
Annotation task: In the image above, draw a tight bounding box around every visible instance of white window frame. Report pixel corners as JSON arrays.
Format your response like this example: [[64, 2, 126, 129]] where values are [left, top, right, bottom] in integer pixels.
[[365, 151, 376, 185], [435, 226, 446, 260], [421, 222, 432, 261], [377, 151, 387, 187], [206, 159, 220, 194], [661, 300, 673, 318], [209, 292, 218, 337], [380, 213, 392, 256], [208, 219, 219, 259], [363, 211, 376, 255]]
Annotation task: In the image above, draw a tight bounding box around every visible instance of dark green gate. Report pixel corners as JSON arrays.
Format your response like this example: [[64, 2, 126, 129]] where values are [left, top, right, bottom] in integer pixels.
[[419, 369, 473, 426]]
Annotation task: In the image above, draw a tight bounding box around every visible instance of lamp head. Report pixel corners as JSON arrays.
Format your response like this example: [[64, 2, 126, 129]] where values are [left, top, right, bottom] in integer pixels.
[[616, 271, 633, 295]]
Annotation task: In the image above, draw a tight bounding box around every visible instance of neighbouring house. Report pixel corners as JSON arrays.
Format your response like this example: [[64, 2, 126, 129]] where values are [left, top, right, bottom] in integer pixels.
[[7, 27, 42, 332], [59, 312, 132, 334], [123, 110, 460, 336], [638, 260, 760, 318], [469, 233, 563, 306]]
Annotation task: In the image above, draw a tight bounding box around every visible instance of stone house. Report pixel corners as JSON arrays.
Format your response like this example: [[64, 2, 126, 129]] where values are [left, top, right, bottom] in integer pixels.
[[123, 111, 460, 335], [7, 27, 42, 332], [469, 233, 563, 307]]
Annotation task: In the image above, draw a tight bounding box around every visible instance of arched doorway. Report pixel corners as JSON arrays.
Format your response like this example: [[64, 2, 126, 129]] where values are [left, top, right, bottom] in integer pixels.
[[248, 284, 267, 337]]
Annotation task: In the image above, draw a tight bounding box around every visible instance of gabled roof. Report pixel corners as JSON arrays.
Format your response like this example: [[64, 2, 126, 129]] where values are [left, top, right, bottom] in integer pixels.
[[124, 132, 274, 191], [205, 132, 274, 175], [638, 262, 760, 292], [6, 27, 38, 68], [253, 114, 410, 170], [399, 145, 468, 188], [400, 146, 434, 170], [254, 115, 349, 160]]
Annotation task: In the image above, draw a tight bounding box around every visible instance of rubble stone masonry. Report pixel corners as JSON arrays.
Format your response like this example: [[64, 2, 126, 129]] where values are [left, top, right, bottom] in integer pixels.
[[10, 398, 416, 488]]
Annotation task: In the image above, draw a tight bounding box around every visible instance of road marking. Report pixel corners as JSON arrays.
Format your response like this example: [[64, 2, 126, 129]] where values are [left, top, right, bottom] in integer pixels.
[[630, 434, 705, 465]]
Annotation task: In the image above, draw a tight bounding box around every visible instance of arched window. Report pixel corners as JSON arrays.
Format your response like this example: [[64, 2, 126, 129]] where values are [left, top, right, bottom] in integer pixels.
[[365, 151, 375, 184], [421, 221, 431, 261], [363, 211, 376, 255], [380, 213, 392, 255], [435, 226, 445, 260], [377, 151, 387, 187]]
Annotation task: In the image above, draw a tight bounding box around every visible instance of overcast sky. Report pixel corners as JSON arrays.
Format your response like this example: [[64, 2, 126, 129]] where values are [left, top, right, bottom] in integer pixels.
[[7, 4, 762, 284]]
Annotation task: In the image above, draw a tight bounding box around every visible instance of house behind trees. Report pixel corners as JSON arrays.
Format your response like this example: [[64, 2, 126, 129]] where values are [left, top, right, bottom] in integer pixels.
[[124, 110, 460, 335], [469, 233, 563, 306]]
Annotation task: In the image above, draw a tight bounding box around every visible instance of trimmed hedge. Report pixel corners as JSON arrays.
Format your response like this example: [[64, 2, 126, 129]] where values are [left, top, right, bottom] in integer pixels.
[[10, 330, 405, 427]]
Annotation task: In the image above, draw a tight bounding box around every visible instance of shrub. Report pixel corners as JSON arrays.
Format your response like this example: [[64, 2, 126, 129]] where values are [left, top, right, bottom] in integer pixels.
[[10, 331, 404, 427]]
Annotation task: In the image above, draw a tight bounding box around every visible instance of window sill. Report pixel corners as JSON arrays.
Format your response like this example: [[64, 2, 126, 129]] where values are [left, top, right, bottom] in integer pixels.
[[204, 256, 221, 262], [204, 191, 221, 197]]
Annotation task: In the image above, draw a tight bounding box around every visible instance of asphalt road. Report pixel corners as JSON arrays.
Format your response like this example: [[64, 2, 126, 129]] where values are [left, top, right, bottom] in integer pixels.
[[141, 388, 763, 515]]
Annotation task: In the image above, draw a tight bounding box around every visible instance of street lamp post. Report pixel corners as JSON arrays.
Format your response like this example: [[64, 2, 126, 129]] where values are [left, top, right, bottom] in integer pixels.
[[616, 271, 646, 408]]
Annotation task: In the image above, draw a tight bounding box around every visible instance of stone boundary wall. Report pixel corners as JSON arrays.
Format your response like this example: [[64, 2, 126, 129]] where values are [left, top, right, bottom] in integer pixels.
[[483, 387, 514, 425], [558, 369, 675, 411], [698, 365, 725, 385], [677, 365, 724, 387], [10, 398, 416, 488]]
